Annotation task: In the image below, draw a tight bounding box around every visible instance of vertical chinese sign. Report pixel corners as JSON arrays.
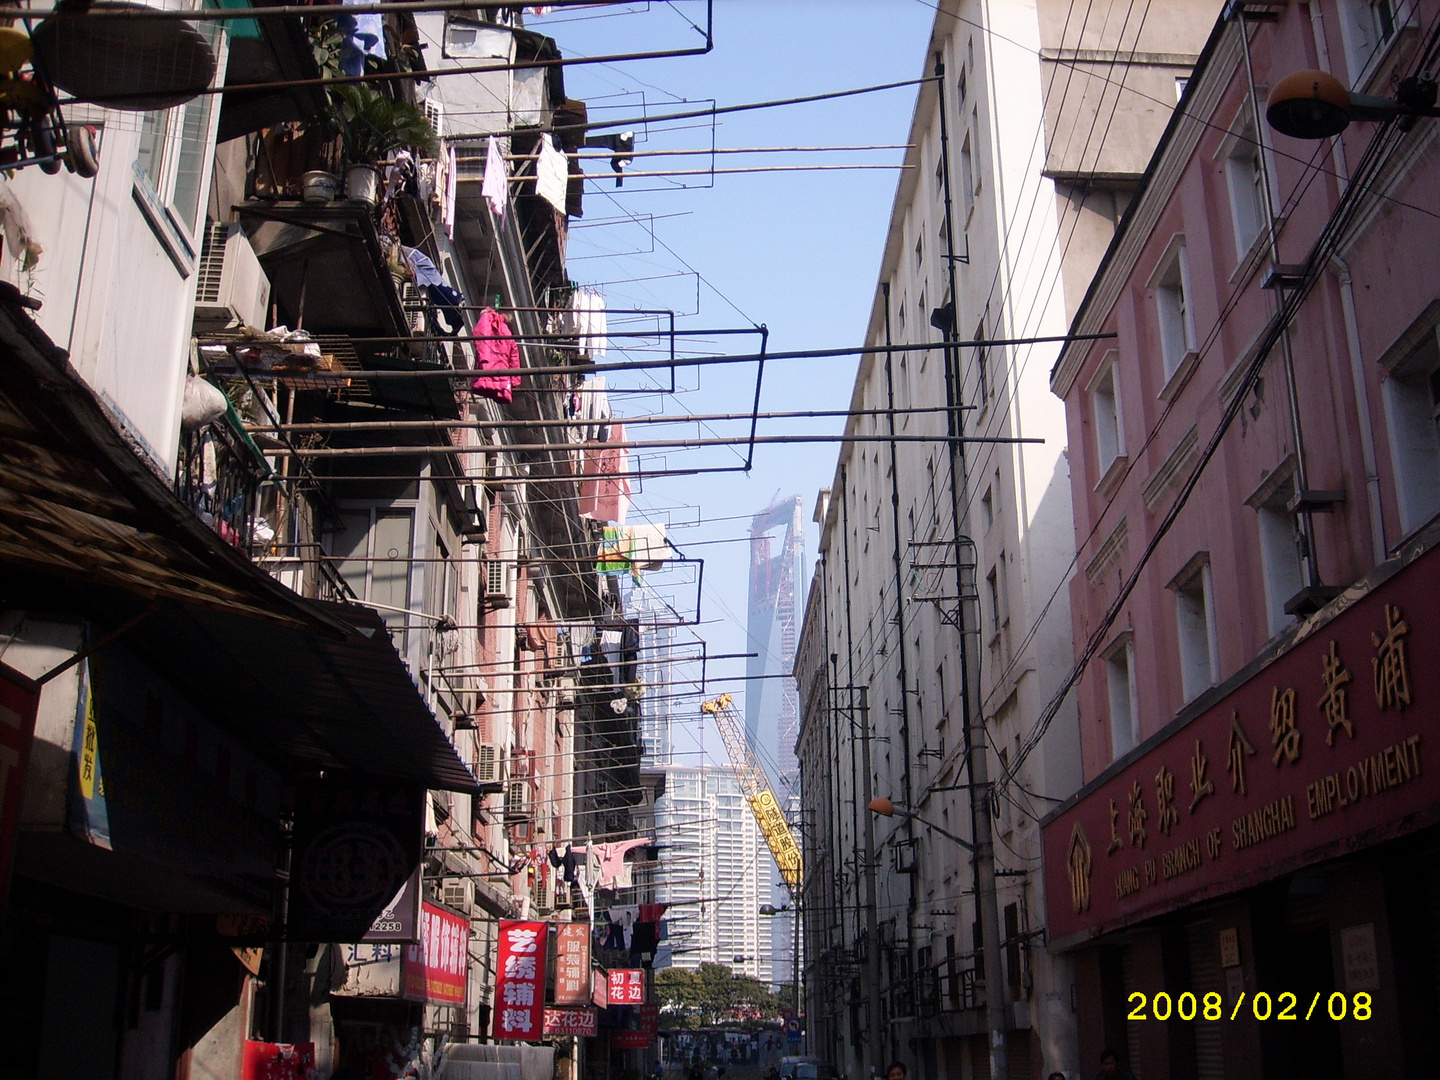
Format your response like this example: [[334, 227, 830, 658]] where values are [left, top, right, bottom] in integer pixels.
[[402, 902, 468, 1004], [0, 663, 39, 911], [554, 922, 591, 1006], [494, 920, 548, 1040]]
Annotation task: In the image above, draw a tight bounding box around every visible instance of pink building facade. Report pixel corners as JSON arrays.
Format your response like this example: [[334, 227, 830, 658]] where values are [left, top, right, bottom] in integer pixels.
[[1042, 2, 1440, 1077]]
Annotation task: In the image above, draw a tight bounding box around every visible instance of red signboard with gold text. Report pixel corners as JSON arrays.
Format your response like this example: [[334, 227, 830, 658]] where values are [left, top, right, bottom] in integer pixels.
[[0, 664, 39, 911], [554, 922, 591, 1006], [1043, 550, 1440, 945], [493, 920, 548, 1039]]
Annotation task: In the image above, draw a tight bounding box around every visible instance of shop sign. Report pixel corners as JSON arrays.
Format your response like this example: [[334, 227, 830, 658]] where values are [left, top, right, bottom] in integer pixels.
[[1043, 555, 1440, 944], [607, 968, 645, 1005], [0, 663, 39, 911], [362, 867, 422, 943], [288, 777, 424, 943], [543, 1006, 598, 1038], [493, 919, 548, 1039], [403, 902, 469, 1004], [554, 922, 591, 1005], [241, 1041, 315, 1080], [334, 942, 404, 998], [612, 1029, 652, 1049], [638, 1003, 659, 1035]]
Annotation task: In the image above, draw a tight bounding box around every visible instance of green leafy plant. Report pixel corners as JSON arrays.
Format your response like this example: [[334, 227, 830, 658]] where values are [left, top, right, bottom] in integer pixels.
[[328, 84, 438, 165]]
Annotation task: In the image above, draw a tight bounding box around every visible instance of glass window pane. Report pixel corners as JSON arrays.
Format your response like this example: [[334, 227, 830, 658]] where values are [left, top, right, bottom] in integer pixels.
[[170, 93, 213, 232], [136, 109, 168, 184]]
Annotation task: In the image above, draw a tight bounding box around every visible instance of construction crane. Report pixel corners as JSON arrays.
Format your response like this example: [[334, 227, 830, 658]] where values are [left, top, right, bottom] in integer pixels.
[[702, 692, 803, 896]]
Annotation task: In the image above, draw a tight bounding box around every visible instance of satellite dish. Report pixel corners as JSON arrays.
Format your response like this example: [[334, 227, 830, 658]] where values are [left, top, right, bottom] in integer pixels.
[[32, 2, 216, 111]]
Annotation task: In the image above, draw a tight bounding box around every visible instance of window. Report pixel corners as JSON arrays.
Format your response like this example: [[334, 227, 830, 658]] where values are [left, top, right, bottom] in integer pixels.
[[1222, 123, 1269, 258], [1340, 0, 1407, 82], [1247, 467, 1305, 636], [1175, 76, 1189, 101], [1105, 635, 1140, 757], [959, 135, 975, 219], [976, 322, 991, 401], [1380, 315, 1440, 534], [133, 23, 224, 269], [1088, 352, 1125, 478], [915, 236, 924, 270], [956, 66, 967, 108], [986, 565, 1001, 637], [1150, 239, 1195, 381], [1171, 556, 1219, 703], [981, 486, 994, 532]]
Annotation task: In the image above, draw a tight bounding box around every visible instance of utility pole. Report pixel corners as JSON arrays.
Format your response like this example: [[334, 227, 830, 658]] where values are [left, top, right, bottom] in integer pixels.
[[934, 53, 1009, 1080]]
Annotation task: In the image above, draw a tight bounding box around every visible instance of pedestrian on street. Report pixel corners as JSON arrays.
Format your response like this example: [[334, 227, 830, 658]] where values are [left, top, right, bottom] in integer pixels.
[[885, 1061, 907, 1080], [1095, 1048, 1136, 1080]]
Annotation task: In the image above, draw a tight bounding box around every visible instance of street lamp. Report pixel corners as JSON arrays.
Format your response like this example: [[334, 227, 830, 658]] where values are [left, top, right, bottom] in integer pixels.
[[867, 797, 975, 852], [759, 902, 801, 1021], [1266, 68, 1440, 139]]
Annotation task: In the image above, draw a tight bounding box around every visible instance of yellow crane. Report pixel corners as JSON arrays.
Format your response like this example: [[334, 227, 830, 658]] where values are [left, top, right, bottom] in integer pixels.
[[701, 693, 803, 893]]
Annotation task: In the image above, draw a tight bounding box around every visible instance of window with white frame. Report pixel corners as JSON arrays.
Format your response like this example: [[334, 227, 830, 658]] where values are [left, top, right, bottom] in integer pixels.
[[1104, 633, 1140, 758], [133, 23, 225, 268], [1170, 556, 1219, 703], [1150, 238, 1195, 381], [1087, 351, 1125, 478], [974, 318, 988, 403], [1380, 312, 1440, 535], [1222, 123, 1269, 259], [1340, 0, 1409, 84]]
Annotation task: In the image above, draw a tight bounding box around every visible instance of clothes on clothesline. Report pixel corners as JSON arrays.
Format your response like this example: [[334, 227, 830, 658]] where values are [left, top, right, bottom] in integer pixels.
[[337, 0, 386, 75], [471, 307, 522, 403], [578, 423, 630, 523], [570, 374, 611, 442], [425, 283, 466, 335], [483, 135, 508, 219], [536, 133, 569, 214], [571, 287, 608, 360]]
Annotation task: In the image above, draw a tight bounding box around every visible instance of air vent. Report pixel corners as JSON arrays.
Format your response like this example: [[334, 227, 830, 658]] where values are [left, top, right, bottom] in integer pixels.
[[504, 779, 529, 820], [476, 743, 501, 784]]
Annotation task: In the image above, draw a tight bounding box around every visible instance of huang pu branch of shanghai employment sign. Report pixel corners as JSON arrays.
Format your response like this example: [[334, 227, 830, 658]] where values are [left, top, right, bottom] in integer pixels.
[[1042, 553, 1440, 945]]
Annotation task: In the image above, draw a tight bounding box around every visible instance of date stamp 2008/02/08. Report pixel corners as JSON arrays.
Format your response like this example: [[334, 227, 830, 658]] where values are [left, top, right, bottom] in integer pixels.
[[1127, 991, 1372, 1022]]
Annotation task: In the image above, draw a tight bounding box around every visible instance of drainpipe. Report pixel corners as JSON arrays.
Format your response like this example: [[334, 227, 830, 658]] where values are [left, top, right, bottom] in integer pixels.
[[934, 52, 1009, 1080], [879, 281, 918, 1066], [1307, 1, 1388, 564], [1237, 8, 1322, 589], [840, 468, 882, 1066]]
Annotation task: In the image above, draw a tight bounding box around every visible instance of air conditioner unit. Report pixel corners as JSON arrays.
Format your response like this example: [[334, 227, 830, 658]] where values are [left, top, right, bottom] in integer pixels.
[[423, 98, 445, 141], [401, 280, 426, 333], [193, 221, 271, 332], [533, 874, 554, 914], [483, 560, 511, 606], [475, 743, 502, 784], [504, 779, 529, 820], [441, 876, 471, 912]]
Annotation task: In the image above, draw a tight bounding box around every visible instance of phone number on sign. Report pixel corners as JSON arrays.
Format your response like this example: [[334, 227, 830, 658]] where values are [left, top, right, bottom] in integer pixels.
[[1128, 991, 1372, 1021]]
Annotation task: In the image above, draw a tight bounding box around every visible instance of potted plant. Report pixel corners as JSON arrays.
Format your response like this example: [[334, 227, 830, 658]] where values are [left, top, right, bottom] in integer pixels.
[[328, 84, 437, 205]]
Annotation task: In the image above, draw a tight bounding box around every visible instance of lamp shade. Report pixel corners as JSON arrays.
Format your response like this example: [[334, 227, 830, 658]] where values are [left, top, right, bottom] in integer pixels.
[[867, 796, 896, 817], [33, 2, 216, 111], [1266, 68, 1351, 140]]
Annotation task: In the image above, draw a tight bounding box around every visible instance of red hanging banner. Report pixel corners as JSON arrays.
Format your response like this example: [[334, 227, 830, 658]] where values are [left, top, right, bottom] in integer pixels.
[[607, 968, 645, 1005], [402, 902, 469, 1004], [493, 920, 548, 1040]]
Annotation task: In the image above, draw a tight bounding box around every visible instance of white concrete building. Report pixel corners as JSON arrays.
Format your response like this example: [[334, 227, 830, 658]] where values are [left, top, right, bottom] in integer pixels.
[[795, 2, 1220, 1078], [655, 765, 774, 985]]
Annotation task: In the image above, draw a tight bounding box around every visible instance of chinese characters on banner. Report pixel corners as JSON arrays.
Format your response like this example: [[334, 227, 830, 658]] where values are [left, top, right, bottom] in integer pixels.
[[543, 1007, 598, 1038], [241, 1041, 316, 1080], [554, 922, 591, 1005], [403, 902, 468, 1004], [608, 968, 645, 1005], [494, 920, 548, 1039], [0, 664, 39, 911]]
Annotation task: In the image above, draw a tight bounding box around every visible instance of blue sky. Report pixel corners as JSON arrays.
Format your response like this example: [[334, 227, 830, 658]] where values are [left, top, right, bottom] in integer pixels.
[[530, 1, 935, 769]]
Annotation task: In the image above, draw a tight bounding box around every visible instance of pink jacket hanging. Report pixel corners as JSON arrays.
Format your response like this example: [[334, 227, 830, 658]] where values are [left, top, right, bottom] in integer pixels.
[[471, 307, 522, 403]]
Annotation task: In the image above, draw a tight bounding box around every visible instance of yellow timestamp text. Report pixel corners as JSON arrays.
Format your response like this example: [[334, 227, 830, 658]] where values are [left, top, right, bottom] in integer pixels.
[[1127, 990, 1372, 1022]]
